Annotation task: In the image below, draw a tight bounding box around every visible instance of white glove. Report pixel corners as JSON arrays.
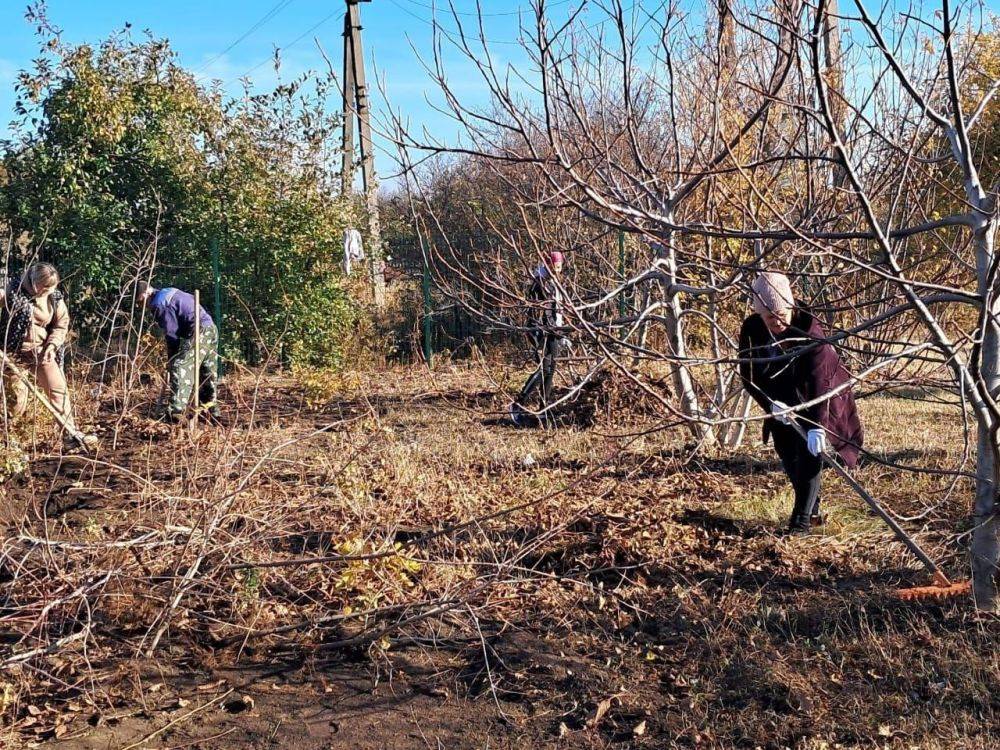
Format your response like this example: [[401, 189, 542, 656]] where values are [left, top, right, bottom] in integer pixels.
[[806, 428, 827, 457], [559, 337, 571, 349], [770, 400, 792, 425]]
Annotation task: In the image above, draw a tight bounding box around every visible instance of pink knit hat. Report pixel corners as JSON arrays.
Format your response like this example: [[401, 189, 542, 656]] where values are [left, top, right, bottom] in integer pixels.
[[751, 272, 794, 318], [549, 251, 565, 264]]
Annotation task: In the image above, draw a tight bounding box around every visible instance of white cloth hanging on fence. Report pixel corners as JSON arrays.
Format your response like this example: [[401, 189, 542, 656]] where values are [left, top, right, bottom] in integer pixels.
[[343, 228, 364, 275]]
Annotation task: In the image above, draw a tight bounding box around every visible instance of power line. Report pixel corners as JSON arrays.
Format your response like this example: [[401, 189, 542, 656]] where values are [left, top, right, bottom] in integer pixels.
[[219, 0, 642, 90], [222, 9, 341, 87], [386, 0, 525, 45], [195, 0, 298, 79], [397, 0, 573, 18], [387, 0, 641, 46]]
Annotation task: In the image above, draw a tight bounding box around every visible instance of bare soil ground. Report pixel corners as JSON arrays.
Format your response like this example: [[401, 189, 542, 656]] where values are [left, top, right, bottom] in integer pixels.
[[1, 363, 998, 749]]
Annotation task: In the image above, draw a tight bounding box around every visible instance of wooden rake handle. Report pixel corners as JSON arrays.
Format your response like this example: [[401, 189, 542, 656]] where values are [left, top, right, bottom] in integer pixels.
[[787, 420, 952, 586], [2, 352, 83, 442]]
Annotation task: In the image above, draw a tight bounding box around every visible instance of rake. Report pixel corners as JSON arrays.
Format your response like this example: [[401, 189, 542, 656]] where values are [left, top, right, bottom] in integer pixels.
[[790, 422, 970, 602], [1, 353, 96, 452]]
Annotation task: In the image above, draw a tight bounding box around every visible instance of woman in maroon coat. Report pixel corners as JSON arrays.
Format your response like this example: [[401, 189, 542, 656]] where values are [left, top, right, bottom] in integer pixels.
[[738, 272, 864, 533]]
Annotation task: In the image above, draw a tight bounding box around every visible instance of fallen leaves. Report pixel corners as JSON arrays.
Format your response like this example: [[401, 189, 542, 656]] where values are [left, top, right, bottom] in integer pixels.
[[589, 697, 613, 727], [0, 369, 991, 750]]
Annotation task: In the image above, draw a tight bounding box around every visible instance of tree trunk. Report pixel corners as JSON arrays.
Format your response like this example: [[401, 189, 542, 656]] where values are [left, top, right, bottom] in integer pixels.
[[972, 412, 999, 610], [721, 391, 752, 448], [658, 230, 713, 443], [822, 0, 847, 189], [972, 208, 1000, 610]]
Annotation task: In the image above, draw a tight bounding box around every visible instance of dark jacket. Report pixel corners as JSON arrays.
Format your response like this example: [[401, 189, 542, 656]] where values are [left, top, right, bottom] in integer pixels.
[[527, 267, 562, 330], [148, 288, 214, 348], [738, 309, 863, 466]]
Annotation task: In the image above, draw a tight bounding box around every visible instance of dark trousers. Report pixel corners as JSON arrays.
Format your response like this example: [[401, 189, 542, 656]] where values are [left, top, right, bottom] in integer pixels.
[[517, 335, 564, 408], [770, 422, 822, 524]]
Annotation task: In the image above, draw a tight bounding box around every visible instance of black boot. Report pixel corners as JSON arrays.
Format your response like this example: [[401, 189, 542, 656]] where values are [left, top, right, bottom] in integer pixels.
[[508, 402, 526, 427], [787, 514, 811, 536], [198, 400, 221, 420], [807, 497, 826, 528]]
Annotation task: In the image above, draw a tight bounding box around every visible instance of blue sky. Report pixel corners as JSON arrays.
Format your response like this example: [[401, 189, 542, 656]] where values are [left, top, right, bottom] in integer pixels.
[[1, 1, 997, 188], [0, 0, 550, 186]]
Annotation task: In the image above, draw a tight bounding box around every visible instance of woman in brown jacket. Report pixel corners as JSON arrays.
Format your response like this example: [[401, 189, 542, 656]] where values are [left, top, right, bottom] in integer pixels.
[[1, 263, 95, 448]]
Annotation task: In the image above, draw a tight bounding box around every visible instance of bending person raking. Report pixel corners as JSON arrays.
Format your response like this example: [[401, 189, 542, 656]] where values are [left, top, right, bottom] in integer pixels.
[[137, 281, 219, 422], [738, 271, 864, 534], [510, 251, 569, 427]]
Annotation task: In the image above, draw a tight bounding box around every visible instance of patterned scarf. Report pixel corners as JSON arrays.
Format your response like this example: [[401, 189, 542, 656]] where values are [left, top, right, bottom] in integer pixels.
[[1, 278, 66, 366]]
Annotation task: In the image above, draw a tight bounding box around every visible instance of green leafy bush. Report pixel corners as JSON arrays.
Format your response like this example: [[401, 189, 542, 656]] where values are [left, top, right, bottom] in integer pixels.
[[282, 273, 360, 370], [1, 10, 368, 369]]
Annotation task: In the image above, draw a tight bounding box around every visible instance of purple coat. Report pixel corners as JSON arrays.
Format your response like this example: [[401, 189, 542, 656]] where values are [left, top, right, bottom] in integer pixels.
[[739, 310, 864, 466], [148, 288, 214, 348]]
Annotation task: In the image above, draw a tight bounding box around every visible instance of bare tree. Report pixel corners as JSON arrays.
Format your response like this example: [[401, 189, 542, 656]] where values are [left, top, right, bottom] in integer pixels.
[[387, 0, 999, 608]]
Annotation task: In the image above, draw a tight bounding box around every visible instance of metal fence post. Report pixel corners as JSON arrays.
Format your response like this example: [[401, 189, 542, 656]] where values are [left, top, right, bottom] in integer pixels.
[[618, 230, 626, 318], [422, 254, 433, 366], [212, 236, 223, 378]]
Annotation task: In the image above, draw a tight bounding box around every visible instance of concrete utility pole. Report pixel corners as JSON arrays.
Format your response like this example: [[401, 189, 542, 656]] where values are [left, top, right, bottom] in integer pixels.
[[342, 0, 386, 308]]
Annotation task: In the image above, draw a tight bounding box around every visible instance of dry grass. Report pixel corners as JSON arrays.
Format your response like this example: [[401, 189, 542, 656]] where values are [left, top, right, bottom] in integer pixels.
[[0, 360, 997, 748]]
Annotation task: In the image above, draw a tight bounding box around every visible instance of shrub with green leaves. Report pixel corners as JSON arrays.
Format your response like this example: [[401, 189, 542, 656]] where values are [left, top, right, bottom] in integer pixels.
[[1, 9, 368, 371]]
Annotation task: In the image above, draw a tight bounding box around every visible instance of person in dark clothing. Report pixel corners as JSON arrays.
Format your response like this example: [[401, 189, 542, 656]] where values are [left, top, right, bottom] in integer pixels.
[[738, 272, 864, 533], [510, 251, 569, 426], [137, 281, 219, 421]]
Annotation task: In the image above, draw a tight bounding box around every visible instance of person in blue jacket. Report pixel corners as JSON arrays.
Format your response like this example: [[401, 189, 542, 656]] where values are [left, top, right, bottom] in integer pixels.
[[137, 281, 219, 421]]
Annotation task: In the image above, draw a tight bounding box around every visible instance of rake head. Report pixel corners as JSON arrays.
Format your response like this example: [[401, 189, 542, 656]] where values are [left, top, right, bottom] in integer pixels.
[[895, 572, 971, 602]]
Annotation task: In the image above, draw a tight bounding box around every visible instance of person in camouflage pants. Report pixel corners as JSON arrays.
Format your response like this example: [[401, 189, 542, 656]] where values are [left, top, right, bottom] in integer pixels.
[[167, 325, 218, 416], [138, 282, 220, 421]]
